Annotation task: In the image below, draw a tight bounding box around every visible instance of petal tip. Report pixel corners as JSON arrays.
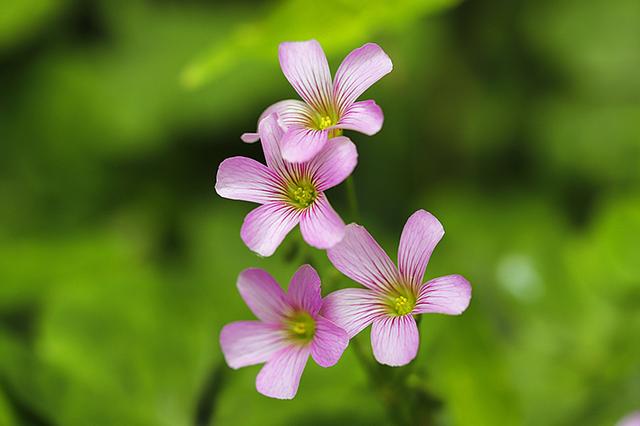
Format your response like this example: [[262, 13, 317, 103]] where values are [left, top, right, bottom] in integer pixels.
[[219, 322, 266, 370], [411, 209, 445, 234], [241, 132, 260, 143], [453, 275, 472, 313], [374, 355, 416, 367], [303, 223, 345, 250], [362, 42, 394, 74], [256, 377, 297, 400], [240, 225, 276, 257]]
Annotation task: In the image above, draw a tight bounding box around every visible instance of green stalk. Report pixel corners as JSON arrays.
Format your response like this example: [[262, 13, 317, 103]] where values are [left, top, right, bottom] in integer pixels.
[[345, 175, 360, 223]]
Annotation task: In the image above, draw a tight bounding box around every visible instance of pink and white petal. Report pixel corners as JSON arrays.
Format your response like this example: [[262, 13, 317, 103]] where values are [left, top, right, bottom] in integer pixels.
[[278, 40, 333, 112], [219, 321, 288, 369], [308, 136, 358, 191], [257, 114, 287, 173], [242, 100, 313, 144], [241, 132, 259, 143], [237, 268, 290, 322], [256, 344, 310, 400], [299, 194, 345, 249], [241, 203, 301, 257], [333, 43, 393, 111], [311, 316, 349, 367], [288, 264, 322, 315], [414, 274, 471, 315], [326, 224, 400, 293], [336, 100, 384, 136], [274, 100, 316, 128], [261, 100, 311, 125], [320, 288, 385, 338], [398, 210, 445, 287], [371, 315, 419, 367], [280, 126, 329, 163], [215, 156, 280, 204]]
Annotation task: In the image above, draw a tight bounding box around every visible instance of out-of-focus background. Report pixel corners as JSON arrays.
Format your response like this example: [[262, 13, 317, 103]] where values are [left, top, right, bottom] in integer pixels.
[[1, 0, 639, 425]]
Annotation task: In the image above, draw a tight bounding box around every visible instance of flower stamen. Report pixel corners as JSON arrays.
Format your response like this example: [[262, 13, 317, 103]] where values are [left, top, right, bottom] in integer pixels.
[[287, 180, 317, 209], [394, 296, 410, 314], [385, 289, 416, 316], [287, 311, 316, 342], [318, 115, 333, 130]]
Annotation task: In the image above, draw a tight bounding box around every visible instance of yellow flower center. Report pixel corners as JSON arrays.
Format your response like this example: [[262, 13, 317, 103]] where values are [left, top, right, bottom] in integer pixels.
[[287, 180, 317, 209], [311, 112, 341, 136], [394, 296, 412, 315], [386, 289, 417, 316], [292, 322, 307, 335], [318, 115, 333, 130], [287, 311, 316, 342]]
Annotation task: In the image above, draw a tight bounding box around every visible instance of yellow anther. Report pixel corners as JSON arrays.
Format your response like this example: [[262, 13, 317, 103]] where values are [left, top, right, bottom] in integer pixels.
[[292, 322, 306, 335], [318, 115, 333, 129], [288, 311, 316, 342], [393, 296, 412, 315], [289, 182, 317, 209]]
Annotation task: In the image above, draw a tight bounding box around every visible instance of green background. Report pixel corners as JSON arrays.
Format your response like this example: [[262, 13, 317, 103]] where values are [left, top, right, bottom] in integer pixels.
[[1, 0, 639, 425]]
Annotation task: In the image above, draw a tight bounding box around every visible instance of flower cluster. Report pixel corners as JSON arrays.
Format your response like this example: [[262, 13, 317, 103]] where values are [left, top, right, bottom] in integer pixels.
[[215, 40, 472, 399]]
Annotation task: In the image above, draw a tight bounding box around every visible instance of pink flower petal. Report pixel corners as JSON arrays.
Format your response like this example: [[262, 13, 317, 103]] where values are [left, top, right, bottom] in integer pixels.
[[320, 288, 385, 338], [308, 136, 358, 191], [256, 344, 310, 399], [414, 274, 471, 315], [371, 315, 419, 366], [398, 210, 445, 287], [241, 203, 301, 257], [280, 126, 329, 163], [219, 321, 288, 369], [299, 194, 345, 249], [215, 156, 281, 204], [336, 100, 384, 136], [311, 316, 349, 367], [257, 114, 287, 173], [241, 132, 259, 143], [237, 268, 291, 322], [333, 43, 393, 112], [274, 100, 316, 128], [242, 100, 315, 143], [278, 40, 333, 113], [326, 224, 400, 293], [287, 264, 322, 315]]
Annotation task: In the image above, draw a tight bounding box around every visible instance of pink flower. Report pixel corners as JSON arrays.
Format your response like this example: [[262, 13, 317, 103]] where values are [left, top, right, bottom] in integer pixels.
[[216, 114, 357, 256], [241, 40, 392, 163], [321, 210, 472, 366], [220, 265, 349, 399]]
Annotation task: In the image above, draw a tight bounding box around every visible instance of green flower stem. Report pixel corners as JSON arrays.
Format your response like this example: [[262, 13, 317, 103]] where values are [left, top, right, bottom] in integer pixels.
[[345, 175, 360, 223], [193, 359, 228, 426], [350, 334, 376, 376]]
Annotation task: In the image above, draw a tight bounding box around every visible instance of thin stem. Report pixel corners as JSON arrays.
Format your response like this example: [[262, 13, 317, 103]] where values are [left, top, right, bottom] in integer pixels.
[[345, 175, 360, 222], [193, 359, 228, 426], [350, 335, 375, 376]]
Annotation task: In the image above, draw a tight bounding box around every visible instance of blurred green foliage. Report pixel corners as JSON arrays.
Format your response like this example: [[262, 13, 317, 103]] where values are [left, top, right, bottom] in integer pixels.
[[0, 0, 638, 425]]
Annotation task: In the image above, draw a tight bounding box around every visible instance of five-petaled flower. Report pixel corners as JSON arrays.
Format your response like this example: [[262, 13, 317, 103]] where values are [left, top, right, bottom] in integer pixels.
[[216, 113, 357, 256], [220, 265, 349, 399], [321, 210, 472, 366], [241, 39, 392, 163]]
